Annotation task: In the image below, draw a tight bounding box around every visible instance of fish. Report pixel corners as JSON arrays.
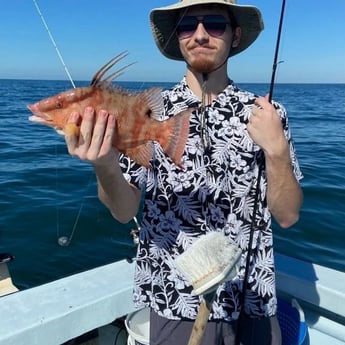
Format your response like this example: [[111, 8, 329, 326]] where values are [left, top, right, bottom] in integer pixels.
[[27, 51, 192, 168]]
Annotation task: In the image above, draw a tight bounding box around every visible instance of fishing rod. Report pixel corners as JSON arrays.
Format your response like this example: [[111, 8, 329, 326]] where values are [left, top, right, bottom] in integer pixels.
[[236, 1, 287, 343], [32, 0, 76, 88], [268, 0, 286, 102]]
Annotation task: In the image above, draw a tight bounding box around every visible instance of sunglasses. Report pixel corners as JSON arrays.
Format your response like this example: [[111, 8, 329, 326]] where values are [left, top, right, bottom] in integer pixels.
[[176, 15, 230, 39]]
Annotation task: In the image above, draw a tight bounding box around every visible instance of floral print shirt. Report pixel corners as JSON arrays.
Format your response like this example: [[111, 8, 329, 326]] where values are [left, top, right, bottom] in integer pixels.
[[119, 78, 302, 321]]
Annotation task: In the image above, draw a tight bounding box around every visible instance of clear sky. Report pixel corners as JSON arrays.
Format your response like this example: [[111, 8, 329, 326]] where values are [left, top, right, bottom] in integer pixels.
[[1, 0, 344, 84]]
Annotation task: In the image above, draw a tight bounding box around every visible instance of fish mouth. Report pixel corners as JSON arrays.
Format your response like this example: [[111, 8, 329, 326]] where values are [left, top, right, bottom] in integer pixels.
[[27, 103, 53, 125]]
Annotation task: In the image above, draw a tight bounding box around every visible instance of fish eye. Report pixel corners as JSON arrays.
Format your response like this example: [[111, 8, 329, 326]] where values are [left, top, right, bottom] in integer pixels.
[[56, 100, 63, 109]]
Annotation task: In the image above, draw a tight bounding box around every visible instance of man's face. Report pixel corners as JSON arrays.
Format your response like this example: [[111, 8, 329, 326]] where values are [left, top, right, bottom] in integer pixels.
[[176, 6, 240, 73]]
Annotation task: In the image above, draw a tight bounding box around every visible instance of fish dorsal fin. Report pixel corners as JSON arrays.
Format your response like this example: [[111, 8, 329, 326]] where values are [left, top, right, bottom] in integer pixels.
[[90, 51, 136, 87], [101, 61, 137, 85]]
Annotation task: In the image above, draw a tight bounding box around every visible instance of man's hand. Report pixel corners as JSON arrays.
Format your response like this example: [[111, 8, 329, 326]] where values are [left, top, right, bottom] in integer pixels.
[[64, 106, 119, 165]]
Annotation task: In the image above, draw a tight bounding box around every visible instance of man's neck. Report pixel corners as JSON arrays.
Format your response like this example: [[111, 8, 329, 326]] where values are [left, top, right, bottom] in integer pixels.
[[185, 66, 229, 104]]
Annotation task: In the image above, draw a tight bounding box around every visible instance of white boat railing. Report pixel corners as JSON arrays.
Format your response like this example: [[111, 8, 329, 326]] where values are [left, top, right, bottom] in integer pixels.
[[0, 254, 344, 345], [0, 259, 136, 345], [275, 253, 345, 344]]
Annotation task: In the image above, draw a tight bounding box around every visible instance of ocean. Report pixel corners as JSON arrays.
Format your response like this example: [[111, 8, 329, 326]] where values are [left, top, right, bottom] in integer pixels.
[[0, 79, 344, 290]]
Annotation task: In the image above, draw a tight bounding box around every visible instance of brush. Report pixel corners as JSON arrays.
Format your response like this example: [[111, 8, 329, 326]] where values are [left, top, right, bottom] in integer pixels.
[[174, 232, 242, 345]]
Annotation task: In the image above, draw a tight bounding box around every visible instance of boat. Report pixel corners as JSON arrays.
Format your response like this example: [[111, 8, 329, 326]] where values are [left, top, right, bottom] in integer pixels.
[[0, 249, 344, 345]]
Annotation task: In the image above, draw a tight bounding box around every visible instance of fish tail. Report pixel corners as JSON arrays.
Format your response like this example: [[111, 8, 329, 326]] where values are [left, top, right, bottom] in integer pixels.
[[158, 109, 192, 168]]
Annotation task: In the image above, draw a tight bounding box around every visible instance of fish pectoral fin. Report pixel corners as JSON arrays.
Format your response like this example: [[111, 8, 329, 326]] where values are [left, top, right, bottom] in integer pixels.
[[123, 142, 154, 168], [141, 87, 164, 120]]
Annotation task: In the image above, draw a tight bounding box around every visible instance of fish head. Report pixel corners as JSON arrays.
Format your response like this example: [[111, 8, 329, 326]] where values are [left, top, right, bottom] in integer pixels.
[[27, 86, 95, 131]]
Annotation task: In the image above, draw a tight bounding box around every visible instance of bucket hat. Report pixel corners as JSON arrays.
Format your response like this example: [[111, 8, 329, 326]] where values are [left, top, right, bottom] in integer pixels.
[[150, 0, 264, 60]]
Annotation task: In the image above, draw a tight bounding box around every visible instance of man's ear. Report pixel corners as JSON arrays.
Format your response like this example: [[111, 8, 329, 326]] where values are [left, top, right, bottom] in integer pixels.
[[232, 27, 242, 48]]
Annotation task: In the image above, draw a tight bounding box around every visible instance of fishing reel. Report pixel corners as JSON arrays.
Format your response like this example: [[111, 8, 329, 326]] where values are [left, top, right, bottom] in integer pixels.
[[129, 216, 140, 246], [126, 217, 141, 264]]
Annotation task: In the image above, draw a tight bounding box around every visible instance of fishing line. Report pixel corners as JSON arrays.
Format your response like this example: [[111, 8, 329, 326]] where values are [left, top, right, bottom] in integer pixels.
[[55, 146, 61, 245], [57, 174, 94, 247], [32, 0, 94, 247], [32, 0, 76, 88]]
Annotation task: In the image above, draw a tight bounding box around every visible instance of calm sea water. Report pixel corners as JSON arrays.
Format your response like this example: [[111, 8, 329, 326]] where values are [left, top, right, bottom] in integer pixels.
[[0, 79, 344, 289]]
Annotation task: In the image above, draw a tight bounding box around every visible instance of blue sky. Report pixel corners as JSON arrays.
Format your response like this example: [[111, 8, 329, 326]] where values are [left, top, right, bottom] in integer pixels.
[[1, 0, 344, 83]]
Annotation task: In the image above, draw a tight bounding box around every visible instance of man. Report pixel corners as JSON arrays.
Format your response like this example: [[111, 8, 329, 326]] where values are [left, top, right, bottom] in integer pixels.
[[64, 0, 303, 344]]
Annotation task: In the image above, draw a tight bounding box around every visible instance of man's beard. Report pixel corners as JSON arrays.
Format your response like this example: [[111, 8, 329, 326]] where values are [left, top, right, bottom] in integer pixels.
[[189, 55, 216, 74]]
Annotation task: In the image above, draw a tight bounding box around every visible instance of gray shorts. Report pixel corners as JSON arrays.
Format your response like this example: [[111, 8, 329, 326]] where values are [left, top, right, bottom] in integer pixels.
[[149, 309, 282, 345]]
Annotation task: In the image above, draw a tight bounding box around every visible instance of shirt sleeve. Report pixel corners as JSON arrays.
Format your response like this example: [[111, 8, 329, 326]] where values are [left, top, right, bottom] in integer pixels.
[[274, 101, 303, 181], [119, 154, 148, 191]]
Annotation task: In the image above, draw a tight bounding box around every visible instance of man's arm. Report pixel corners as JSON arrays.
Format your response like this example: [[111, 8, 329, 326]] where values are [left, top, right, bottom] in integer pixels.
[[263, 142, 303, 228], [64, 107, 141, 224], [93, 156, 142, 223], [248, 95, 303, 228]]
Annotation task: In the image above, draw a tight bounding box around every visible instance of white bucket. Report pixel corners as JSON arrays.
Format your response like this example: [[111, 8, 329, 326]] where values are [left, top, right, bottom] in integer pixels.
[[125, 308, 150, 345]]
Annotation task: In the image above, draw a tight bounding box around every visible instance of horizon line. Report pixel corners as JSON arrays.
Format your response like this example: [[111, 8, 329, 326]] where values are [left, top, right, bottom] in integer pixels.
[[0, 78, 344, 85]]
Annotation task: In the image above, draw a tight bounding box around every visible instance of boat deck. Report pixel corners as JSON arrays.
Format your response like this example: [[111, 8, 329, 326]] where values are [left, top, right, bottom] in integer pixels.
[[0, 254, 344, 344]]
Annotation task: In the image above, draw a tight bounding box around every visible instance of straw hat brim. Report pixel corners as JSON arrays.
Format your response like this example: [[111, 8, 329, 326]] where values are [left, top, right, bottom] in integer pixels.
[[150, 0, 264, 60]]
